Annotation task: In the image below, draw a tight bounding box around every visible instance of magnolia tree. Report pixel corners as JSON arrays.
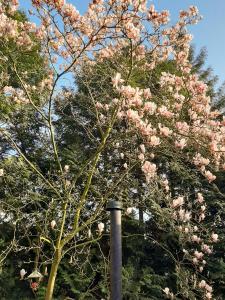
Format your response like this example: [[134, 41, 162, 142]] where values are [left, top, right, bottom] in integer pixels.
[[0, 0, 224, 299]]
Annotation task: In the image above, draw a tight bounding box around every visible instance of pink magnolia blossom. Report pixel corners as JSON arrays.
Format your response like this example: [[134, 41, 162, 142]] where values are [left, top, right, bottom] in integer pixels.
[[125, 22, 140, 40], [175, 122, 190, 134], [158, 105, 174, 118], [201, 244, 212, 255], [205, 292, 212, 299], [205, 285, 213, 293], [175, 138, 187, 149], [143, 88, 152, 99], [191, 235, 201, 243], [64, 165, 70, 172], [112, 73, 124, 88], [126, 109, 140, 122], [178, 209, 191, 222], [194, 226, 198, 232], [172, 196, 184, 208], [204, 170, 216, 183], [149, 135, 160, 147], [143, 101, 157, 114], [141, 161, 157, 183], [201, 205, 206, 212], [159, 125, 173, 137], [126, 207, 132, 215], [211, 233, 219, 243], [138, 153, 145, 161], [192, 257, 198, 264], [199, 280, 206, 288], [193, 154, 210, 168], [163, 287, 170, 296], [20, 269, 27, 280], [194, 250, 204, 259], [98, 222, 104, 234], [96, 102, 103, 109], [184, 227, 189, 233], [140, 144, 146, 153], [197, 193, 204, 203], [199, 213, 206, 222], [51, 220, 56, 229]]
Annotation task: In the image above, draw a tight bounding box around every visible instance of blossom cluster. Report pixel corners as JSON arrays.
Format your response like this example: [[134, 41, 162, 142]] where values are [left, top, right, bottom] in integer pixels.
[[3, 86, 29, 104], [111, 65, 225, 184], [171, 192, 218, 299], [0, 1, 34, 48]]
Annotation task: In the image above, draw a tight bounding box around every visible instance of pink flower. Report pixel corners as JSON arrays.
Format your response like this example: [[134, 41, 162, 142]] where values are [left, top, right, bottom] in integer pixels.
[[205, 292, 212, 299], [210, 141, 218, 152], [138, 153, 145, 161], [64, 165, 70, 172], [204, 170, 216, 183], [125, 22, 140, 40], [201, 244, 212, 255], [194, 250, 204, 259], [62, 4, 80, 22], [197, 193, 204, 203], [199, 266, 203, 272], [126, 109, 140, 122], [163, 287, 170, 295], [149, 135, 160, 147], [158, 105, 174, 118], [51, 220, 56, 229], [211, 233, 219, 243], [199, 280, 206, 288], [191, 235, 201, 243], [159, 125, 173, 137], [143, 101, 157, 114], [184, 227, 189, 233], [175, 138, 187, 149], [20, 269, 27, 280], [205, 284, 213, 293], [142, 161, 157, 183], [201, 205, 206, 212], [178, 209, 191, 222], [198, 213, 205, 222], [189, 5, 199, 16], [143, 88, 152, 99], [192, 257, 198, 264], [140, 144, 146, 153], [112, 73, 124, 88], [98, 222, 104, 234], [175, 122, 189, 134], [126, 207, 133, 215], [88, 229, 92, 238], [172, 196, 184, 208], [193, 154, 210, 167]]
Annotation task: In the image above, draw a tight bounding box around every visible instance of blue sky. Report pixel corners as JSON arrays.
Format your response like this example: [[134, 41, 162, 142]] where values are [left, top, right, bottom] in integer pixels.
[[19, 0, 225, 86]]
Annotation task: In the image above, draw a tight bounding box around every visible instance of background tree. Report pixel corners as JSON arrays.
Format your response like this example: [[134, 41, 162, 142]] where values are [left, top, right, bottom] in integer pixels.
[[0, 1, 225, 300]]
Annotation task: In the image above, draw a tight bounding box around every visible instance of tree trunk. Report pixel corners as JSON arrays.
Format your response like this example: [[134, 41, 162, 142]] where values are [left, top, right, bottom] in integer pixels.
[[139, 207, 144, 224], [45, 248, 62, 300]]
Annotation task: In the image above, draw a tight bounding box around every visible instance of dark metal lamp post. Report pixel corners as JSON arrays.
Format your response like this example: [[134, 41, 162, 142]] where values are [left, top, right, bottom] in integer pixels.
[[106, 200, 123, 300]]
